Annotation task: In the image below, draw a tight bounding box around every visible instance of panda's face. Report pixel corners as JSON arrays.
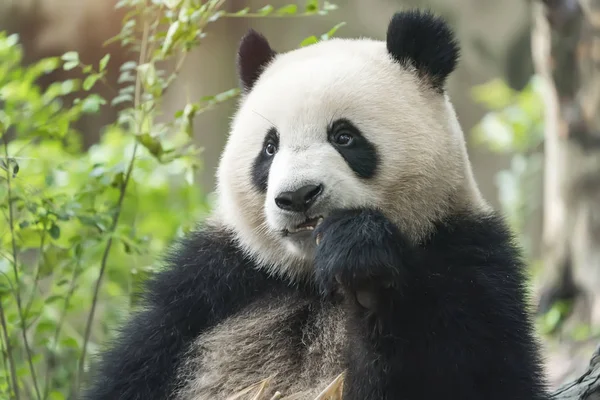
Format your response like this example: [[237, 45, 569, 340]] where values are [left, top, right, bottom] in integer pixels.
[[216, 12, 483, 279]]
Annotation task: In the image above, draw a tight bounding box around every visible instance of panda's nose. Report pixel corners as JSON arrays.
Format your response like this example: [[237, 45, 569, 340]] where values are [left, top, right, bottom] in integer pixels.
[[275, 184, 323, 212]]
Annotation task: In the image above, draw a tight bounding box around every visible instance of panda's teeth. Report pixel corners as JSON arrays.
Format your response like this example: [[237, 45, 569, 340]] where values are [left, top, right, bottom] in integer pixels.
[[289, 226, 315, 233], [288, 217, 323, 234]]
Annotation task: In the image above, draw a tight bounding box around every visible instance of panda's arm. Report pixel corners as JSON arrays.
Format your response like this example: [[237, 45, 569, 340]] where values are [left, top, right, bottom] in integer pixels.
[[83, 228, 275, 400], [314, 209, 549, 400]]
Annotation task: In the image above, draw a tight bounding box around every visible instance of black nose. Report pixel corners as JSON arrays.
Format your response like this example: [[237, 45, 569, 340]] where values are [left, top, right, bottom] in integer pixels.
[[275, 184, 323, 212]]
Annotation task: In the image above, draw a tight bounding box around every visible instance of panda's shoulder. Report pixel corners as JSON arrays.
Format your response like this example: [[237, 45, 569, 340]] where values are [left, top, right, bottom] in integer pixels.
[[427, 211, 522, 270], [141, 225, 278, 310]]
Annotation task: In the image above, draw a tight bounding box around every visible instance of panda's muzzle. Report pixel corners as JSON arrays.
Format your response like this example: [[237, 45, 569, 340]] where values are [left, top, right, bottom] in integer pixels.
[[275, 184, 323, 213], [275, 183, 326, 236]]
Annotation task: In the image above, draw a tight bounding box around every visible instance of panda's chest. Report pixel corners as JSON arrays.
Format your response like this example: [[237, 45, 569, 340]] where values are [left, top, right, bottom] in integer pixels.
[[175, 294, 347, 400]]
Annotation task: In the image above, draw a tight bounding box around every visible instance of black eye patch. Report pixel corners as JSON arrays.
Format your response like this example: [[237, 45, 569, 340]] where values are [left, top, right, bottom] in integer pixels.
[[251, 127, 279, 192], [327, 119, 378, 179]]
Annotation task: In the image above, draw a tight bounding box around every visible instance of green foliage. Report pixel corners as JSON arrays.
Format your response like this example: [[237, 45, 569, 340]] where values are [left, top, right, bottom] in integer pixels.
[[538, 299, 573, 335], [470, 77, 584, 339], [0, 1, 342, 399], [471, 76, 544, 255]]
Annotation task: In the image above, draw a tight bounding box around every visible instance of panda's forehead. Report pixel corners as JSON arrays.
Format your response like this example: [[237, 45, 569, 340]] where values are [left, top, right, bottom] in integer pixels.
[[239, 39, 417, 140]]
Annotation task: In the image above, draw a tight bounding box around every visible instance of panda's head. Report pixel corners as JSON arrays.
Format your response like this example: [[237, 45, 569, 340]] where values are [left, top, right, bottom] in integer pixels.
[[214, 10, 489, 280]]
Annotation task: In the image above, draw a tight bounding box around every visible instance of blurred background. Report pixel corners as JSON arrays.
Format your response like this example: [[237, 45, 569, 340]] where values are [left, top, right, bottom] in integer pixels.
[[1, 0, 599, 398]]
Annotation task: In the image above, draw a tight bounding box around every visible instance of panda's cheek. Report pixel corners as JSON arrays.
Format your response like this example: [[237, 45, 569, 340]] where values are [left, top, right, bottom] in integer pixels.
[[264, 208, 282, 230]]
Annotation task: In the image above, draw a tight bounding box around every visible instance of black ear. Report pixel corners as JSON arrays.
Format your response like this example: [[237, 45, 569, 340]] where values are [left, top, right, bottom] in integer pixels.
[[237, 29, 277, 92], [386, 10, 459, 93]]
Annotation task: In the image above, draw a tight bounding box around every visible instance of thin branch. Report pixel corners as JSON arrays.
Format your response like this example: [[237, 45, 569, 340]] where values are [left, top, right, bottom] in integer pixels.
[[0, 300, 20, 400], [3, 136, 42, 400], [76, 7, 150, 390], [24, 225, 46, 318], [0, 338, 9, 392]]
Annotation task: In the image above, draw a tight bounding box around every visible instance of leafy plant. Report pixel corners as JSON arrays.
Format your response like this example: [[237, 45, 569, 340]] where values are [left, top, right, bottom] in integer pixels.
[[471, 76, 545, 256], [0, 1, 342, 399]]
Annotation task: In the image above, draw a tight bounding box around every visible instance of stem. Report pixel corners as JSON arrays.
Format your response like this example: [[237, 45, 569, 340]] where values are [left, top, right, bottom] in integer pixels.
[[0, 301, 19, 400], [76, 11, 150, 390], [3, 137, 42, 400], [42, 250, 81, 400], [224, 12, 329, 18], [24, 227, 46, 318]]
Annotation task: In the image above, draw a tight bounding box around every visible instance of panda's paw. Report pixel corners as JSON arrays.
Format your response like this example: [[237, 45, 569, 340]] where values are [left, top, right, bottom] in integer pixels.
[[313, 208, 404, 299]]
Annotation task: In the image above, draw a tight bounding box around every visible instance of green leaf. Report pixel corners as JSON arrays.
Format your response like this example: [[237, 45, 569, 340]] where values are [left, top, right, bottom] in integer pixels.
[[181, 103, 198, 137], [257, 5, 274, 15], [137, 63, 158, 93], [233, 7, 250, 15], [305, 0, 319, 12], [120, 61, 138, 71], [63, 61, 79, 71], [36, 320, 56, 336], [137, 133, 164, 158], [99, 54, 111, 71], [48, 392, 66, 400], [300, 35, 319, 47], [213, 88, 239, 103], [323, 1, 338, 11], [320, 22, 346, 40], [48, 223, 61, 239], [56, 278, 70, 287], [276, 4, 298, 15], [118, 71, 136, 84], [111, 93, 134, 107], [111, 172, 125, 188], [6, 33, 19, 47], [61, 51, 79, 63], [60, 336, 79, 350], [82, 94, 107, 113], [45, 294, 64, 304], [471, 78, 515, 110], [83, 74, 101, 91], [162, 21, 182, 56], [60, 79, 78, 94]]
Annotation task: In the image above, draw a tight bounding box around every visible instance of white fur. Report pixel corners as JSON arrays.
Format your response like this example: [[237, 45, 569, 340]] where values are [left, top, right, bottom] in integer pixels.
[[174, 296, 347, 399], [214, 37, 488, 282]]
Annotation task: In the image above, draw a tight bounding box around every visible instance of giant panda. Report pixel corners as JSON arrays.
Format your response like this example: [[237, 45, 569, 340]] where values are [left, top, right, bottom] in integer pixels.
[[84, 9, 550, 400]]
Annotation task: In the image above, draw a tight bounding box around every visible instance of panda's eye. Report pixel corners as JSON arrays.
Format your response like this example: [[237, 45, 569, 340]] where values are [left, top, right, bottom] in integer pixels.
[[333, 132, 354, 146], [265, 142, 277, 156]]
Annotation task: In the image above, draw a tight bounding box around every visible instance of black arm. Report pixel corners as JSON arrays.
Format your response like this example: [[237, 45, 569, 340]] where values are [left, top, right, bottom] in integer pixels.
[[313, 209, 550, 400], [83, 227, 276, 400]]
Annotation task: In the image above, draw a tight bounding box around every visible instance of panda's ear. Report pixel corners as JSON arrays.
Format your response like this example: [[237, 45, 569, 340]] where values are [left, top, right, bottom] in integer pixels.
[[237, 29, 277, 93], [386, 10, 459, 92]]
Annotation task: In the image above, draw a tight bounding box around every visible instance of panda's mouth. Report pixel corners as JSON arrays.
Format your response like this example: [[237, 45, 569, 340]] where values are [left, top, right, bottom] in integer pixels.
[[285, 216, 324, 235]]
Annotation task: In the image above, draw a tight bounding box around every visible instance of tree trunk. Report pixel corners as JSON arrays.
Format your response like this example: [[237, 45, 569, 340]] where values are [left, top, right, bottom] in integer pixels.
[[533, 0, 600, 331], [552, 346, 600, 399]]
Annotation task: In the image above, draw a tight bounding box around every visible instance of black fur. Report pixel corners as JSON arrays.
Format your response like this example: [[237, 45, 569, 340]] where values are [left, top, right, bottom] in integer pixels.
[[237, 29, 277, 92], [252, 127, 279, 192], [85, 209, 549, 400], [386, 10, 459, 92], [328, 119, 379, 179], [313, 208, 549, 399], [82, 228, 287, 400]]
